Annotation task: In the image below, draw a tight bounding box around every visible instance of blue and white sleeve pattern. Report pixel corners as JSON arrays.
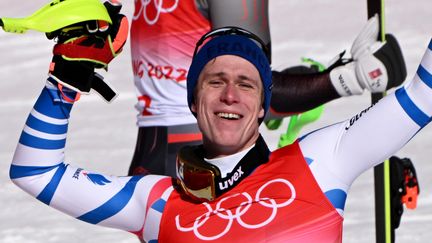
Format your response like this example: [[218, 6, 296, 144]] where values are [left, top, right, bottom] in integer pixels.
[[397, 40, 432, 127], [9, 79, 170, 234], [298, 39, 432, 215]]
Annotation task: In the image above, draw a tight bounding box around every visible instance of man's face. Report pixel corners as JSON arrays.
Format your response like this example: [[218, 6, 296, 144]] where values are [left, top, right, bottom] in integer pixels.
[[191, 55, 264, 158]]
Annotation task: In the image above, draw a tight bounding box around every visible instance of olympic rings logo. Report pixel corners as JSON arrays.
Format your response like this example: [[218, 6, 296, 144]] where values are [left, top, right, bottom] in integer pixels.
[[175, 178, 296, 240], [133, 0, 179, 25]]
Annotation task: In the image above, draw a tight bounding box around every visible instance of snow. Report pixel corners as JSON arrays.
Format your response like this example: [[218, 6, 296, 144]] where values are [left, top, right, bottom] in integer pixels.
[[0, 0, 431, 242]]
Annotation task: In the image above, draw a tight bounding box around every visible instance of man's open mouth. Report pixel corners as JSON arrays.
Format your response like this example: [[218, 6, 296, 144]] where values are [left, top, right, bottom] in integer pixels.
[[216, 112, 242, 120]]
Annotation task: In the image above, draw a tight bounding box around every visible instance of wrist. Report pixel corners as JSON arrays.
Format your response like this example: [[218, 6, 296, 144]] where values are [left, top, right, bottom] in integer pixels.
[[49, 55, 95, 94], [46, 77, 81, 103]]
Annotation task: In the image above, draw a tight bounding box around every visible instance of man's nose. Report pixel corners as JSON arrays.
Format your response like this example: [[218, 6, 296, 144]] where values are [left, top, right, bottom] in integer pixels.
[[220, 83, 239, 105]]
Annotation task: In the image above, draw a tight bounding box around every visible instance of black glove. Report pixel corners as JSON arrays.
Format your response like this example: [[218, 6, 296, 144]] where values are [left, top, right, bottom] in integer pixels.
[[48, 0, 129, 102]]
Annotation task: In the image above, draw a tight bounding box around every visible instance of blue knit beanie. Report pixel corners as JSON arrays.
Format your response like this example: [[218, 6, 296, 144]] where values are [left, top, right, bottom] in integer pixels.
[[187, 34, 272, 122]]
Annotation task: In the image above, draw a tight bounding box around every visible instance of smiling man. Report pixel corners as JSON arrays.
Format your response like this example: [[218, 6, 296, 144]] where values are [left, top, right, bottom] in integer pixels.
[[193, 55, 264, 157], [186, 31, 272, 159], [9, 24, 432, 242]]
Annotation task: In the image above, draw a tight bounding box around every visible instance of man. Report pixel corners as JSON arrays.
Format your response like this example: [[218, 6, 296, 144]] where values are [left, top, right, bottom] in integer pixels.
[[9, 13, 432, 240], [129, 0, 406, 177]]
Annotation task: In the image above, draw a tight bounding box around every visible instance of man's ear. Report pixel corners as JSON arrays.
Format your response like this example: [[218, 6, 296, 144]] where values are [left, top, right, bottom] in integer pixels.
[[191, 102, 197, 113], [258, 106, 264, 118]]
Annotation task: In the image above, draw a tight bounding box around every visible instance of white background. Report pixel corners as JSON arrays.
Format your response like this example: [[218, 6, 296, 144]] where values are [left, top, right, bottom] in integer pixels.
[[0, 0, 431, 242]]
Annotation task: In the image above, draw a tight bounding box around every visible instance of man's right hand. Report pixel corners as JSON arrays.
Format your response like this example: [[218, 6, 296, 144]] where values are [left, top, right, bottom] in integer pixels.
[[48, 0, 129, 102]]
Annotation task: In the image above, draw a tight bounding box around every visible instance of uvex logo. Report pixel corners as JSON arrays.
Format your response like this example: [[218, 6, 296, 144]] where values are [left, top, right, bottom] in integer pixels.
[[219, 167, 244, 190]]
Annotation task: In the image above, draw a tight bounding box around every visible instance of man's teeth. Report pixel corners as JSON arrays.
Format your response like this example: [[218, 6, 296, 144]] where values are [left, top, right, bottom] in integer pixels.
[[217, 112, 240, 119]]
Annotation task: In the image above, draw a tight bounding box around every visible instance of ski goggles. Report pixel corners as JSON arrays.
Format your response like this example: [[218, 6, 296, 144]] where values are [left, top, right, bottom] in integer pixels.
[[176, 146, 220, 202], [192, 26, 271, 62]]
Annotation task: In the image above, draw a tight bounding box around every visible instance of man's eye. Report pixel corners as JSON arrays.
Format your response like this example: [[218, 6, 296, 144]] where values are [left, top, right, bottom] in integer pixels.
[[239, 82, 254, 89], [208, 80, 223, 86]]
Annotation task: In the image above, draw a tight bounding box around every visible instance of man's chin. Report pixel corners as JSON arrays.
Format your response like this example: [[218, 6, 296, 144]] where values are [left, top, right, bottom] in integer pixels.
[[205, 134, 253, 155]]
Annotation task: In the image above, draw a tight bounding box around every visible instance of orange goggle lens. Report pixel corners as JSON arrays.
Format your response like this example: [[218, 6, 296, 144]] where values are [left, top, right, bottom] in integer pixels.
[[177, 157, 216, 202]]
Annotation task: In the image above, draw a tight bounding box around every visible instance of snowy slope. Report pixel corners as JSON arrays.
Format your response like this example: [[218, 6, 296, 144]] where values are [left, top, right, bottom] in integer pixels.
[[0, 0, 430, 242]]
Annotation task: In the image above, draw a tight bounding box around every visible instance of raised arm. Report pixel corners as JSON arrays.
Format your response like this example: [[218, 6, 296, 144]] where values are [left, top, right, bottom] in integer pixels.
[[10, 80, 172, 233], [299, 38, 432, 212], [8, 2, 173, 238]]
